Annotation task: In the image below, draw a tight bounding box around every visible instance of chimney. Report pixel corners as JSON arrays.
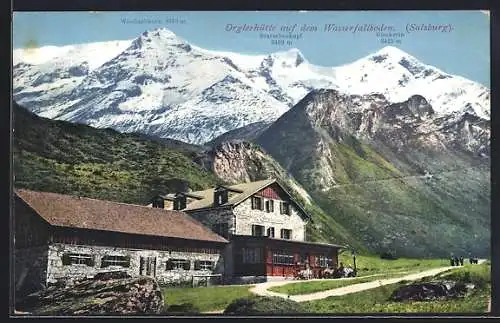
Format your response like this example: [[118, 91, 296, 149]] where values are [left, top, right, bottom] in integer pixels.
[[213, 186, 229, 207], [151, 196, 165, 209], [173, 193, 187, 210]]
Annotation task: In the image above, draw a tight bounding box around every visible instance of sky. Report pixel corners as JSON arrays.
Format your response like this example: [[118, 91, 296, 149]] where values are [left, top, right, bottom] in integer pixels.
[[13, 10, 490, 86]]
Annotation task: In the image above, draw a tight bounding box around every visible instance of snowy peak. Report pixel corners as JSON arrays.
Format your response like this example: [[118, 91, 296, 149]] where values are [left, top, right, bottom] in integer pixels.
[[271, 48, 307, 67], [13, 40, 132, 70], [12, 27, 490, 145], [130, 27, 188, 50], [364, 45, 441, 78], [370, 46, 413, 62]]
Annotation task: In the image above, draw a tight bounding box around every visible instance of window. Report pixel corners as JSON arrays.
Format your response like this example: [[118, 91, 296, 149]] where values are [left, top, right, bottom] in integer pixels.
[[166, 259, 191, 270], [214, 188, 229, 206], [267, 227, 275, 238], [280, 229, 292, 240], [242, 248, 263, 264], [265, 200, 274, 213], [173, 195, 187, 210], [101, 255, 130, 268], [272, 252, 295, 265], [318, 256, 333, 268], [252, 224, 265, 237], [280, 202, 291, 215], [251, 196, 263, 210], [140, 256, 157, 276], [212, 223, 229, 239], [62, 253, 94, 266], [194, 260, 215, 270]]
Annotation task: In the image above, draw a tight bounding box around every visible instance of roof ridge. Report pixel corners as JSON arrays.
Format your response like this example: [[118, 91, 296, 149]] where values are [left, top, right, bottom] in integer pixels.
[[15, 188, 186, 214], [15, 188, 228, 243]]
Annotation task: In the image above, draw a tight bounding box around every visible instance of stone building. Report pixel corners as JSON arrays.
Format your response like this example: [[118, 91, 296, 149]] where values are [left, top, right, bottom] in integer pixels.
[[14, 189, 228, 296], [150, 178, 344, 283]]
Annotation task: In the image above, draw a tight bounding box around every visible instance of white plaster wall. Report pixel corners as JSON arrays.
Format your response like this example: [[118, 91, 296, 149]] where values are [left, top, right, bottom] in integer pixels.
[[233, 198, 306, 241]]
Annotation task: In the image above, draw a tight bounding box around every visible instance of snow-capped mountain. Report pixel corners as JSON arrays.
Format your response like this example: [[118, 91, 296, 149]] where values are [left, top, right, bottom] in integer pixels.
[[13, 27, 490, 144]]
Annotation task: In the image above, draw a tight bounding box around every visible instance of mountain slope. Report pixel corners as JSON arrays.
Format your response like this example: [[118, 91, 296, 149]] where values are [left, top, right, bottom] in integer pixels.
[[256, 90, 490, 258], [206, 121, 272, 147], [13, 102, 364, 251], [13, 28, 490, 145], [13, 102, 220, 204], [195, 141, 366, 251]]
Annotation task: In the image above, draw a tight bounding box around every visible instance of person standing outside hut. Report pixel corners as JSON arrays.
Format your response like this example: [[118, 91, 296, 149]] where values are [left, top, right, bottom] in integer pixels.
[[459, 256, 464, 266]]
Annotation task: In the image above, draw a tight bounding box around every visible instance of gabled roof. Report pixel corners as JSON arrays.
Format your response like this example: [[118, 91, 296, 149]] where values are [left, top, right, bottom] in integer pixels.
[[182, 178, 312, 221], [183, 178, 276, 211], [15, 189, 228, 244]]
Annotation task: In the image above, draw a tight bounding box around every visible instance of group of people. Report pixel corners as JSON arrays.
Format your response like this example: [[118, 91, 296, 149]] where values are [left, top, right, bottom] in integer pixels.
[[450, 256, 464, 266], [450, 255, 479, 266], [295, 262, 357, 280], [322, 262, 356, 278], [337, 262, 356, 277]]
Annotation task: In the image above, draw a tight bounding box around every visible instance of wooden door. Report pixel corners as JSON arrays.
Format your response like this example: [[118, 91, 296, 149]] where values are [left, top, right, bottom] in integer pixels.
[[140, 256, 157, 277]]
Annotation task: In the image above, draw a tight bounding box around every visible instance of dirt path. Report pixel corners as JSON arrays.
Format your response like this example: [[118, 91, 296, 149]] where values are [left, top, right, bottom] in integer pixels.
[[250, 266, 456, 303]]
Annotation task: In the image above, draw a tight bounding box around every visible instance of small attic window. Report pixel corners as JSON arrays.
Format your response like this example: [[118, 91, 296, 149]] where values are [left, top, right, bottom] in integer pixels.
[[213, 187, 229, 207], [173, 194, 187, 210]]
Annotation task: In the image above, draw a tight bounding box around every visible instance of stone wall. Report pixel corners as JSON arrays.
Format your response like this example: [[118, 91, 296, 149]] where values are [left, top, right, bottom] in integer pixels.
[[187, 207, 236, 237], [233, 198, 306, 241], [184, 208, 235, 277], [14, 246, 49, 296], [46, 243, 224, 286]]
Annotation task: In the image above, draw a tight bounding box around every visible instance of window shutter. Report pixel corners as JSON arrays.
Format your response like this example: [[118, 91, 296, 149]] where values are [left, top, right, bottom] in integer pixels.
[[280, 202, 283, 214], [260, 198, 264, 210], [251, 197, 255, 209], [280, 229, 284, 239], [252, 225, 256, 236]]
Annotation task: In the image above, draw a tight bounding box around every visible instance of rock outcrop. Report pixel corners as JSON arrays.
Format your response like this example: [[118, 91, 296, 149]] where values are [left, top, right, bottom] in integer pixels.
[[15, 271, 164, 315], [390, 280, 474, 302]]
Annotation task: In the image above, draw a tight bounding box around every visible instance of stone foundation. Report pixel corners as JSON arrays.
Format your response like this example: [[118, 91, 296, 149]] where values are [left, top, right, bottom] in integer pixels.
[[46, 243, 224, 286]]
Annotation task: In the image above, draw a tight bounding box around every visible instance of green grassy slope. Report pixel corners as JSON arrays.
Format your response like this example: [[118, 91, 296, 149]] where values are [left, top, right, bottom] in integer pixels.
[[257, 97, 490, 258], [313, 138, 490, 258], [13, 103, 365, 251], [303, 262, 491, 313], [13, 103, 219, 204]]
